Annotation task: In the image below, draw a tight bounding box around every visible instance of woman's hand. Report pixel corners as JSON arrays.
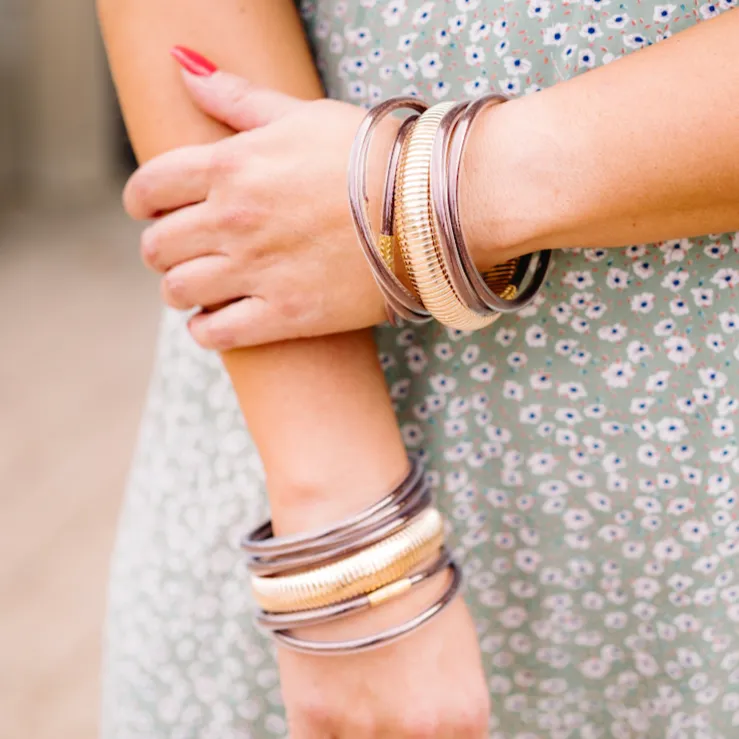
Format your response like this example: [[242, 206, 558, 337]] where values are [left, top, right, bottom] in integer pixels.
[[279, 590, 490, 738], [124, 67, 396, 350]]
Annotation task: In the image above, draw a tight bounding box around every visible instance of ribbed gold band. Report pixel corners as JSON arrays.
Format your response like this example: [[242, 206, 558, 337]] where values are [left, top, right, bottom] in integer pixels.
[[251, 508, 445, 613], [396, 103, 513, 329]]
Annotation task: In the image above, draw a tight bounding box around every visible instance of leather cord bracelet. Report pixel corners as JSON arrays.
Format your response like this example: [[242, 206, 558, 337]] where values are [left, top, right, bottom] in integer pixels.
[[441, 93, 552, 313], [347, 97, 432, 325], [269, 559, 462, 655], [242, 458, 426, 572]]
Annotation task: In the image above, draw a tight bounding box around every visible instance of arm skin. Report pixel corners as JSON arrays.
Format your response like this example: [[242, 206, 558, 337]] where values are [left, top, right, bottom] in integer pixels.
[[97, 6, 491, 737], [96, 0, 409, 535], [464, 10, 739, 266]]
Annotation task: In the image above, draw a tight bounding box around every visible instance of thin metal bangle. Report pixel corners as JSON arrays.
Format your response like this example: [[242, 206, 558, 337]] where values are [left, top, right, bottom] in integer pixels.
[[241, 457, 424, 561], [446, 93, 552, 312], [397, 101, 497, 330], [255, 548, 451, 631], [378, 114, 418, 274], [431, 99, 530, 315], [250, 508, 445, 613], [247, 484, 432, 577], [348, 97, 432, 324], [269, 560, 462, 655]]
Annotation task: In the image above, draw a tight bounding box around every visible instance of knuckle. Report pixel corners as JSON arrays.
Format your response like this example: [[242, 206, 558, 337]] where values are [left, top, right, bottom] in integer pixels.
[[399, 713, 441, 739], [161, 273, 188, 309], [295, 698, 334, 729], [202, 321, 237, 351], [208, 141, 241, 178], [216, 203, 254, 234], [122, 175, 150, 219], [140, 227, 161, 269]]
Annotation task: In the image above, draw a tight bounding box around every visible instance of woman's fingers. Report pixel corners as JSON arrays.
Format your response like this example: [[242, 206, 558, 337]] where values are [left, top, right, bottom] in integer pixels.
[[140, 203, 218, 272], [160, 255, 242, 311], [187, 297, 271, 350], [177, 66, 301, 132], [123, 144, 213, 220]]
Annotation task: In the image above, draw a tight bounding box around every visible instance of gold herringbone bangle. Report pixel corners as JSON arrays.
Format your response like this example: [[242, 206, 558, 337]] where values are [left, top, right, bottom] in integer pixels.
[[251, 508, 444, 613], [396, 103, 512, 329]]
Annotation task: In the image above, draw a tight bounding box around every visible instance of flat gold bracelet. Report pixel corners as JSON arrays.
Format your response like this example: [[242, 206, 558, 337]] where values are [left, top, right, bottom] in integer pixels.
[[251, 508, 445, 613], [396, 102, 498, 330]]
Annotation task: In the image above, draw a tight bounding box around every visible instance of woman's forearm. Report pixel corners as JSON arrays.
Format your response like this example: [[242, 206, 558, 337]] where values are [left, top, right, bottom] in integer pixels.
[[465, 10, 739, 264], [97, 0, 408, 534]]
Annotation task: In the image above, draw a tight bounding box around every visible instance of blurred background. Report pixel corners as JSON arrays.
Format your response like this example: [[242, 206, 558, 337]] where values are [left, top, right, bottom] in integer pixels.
[[0, 1, 159, 736]]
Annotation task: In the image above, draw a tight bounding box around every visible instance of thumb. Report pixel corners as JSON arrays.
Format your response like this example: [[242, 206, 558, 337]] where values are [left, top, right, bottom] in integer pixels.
[[170, 46, 300, 131]]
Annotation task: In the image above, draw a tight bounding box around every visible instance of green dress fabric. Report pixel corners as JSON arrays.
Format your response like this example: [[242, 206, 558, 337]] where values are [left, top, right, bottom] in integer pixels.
[[102, 1, 739, 737]]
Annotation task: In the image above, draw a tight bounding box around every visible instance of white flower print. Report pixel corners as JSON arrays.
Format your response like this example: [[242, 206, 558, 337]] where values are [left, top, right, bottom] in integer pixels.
[[464, 45, 485, 67], [431, 80, 450, 99], [669, 297, 690, 316], [654, 318, 676, 336], [396, 32, 418, 51], [624, 32, 648, 49], [468, 19, 491, 41], [691, 286, 714, 306], [654, 538, 684, 561], [528, 452, 558, 475], [653, 3, 676, 20], [543, 22, 568, 45], [631, 292, 655, 313], [382, 0, 407, 27], [456, 0, 480, 9], [504, 56, 532, 75], [527, 0, 553, 18], [578, 48, 596, 68], [434, 26, 451, 45], [656, 417, 688, 442], [397, 56, 418, 79], [418, 51, 442, 77], [660, 238, 692, 263], [579, 22, 603, 39], [633, 259, 654, 279], [719, 311, 739, 333], [664, 335, 696, 365], [711, 268, 739, 289], [564, 271, 595, 288], [662, 270, 689, 292], [499, 78, 521, 95], [463, 76, 489, 96], [448, 13, 467, 34], [607, 12, 629, 28], [705, 241, 729, 258], [602, 361, 635, 388], [580, 657, 611, 679], [411, 1, 434, 25], [598, 324, 628, 343], [525, 324, 547, 347]]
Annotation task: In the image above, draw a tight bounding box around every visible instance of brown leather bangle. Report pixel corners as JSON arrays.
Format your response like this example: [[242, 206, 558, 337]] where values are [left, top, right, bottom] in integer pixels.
[[247, 483, 432, 577], [442, 93, 552, 312], [242, 458, 425, 566], [348, 97, 432, 324], [268, 560, 462, 655]]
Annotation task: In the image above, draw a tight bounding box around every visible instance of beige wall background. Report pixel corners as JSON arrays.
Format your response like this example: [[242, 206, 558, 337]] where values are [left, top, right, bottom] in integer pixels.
[[0, 2, 159, 738], [0, 0, 116, 206]]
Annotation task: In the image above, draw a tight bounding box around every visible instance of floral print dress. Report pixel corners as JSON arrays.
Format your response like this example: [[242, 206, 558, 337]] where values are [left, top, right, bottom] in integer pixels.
[[102, 1, 739, 737]]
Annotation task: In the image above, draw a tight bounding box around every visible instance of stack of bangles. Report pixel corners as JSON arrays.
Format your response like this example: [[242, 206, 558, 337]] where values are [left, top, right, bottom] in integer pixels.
[[243, 458, 461, 654], [348, 94, 551, 328]]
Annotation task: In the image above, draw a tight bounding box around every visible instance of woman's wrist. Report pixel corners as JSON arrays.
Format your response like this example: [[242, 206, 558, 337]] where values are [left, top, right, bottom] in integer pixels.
[[460, 90, 574, 268]]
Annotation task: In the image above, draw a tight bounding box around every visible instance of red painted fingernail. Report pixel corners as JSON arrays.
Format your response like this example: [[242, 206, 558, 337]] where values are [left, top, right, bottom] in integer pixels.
[[170, 46, 218, 77]]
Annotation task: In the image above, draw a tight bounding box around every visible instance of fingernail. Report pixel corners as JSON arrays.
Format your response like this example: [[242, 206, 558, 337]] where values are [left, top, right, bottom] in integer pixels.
[[170, 46, 218, 77]]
